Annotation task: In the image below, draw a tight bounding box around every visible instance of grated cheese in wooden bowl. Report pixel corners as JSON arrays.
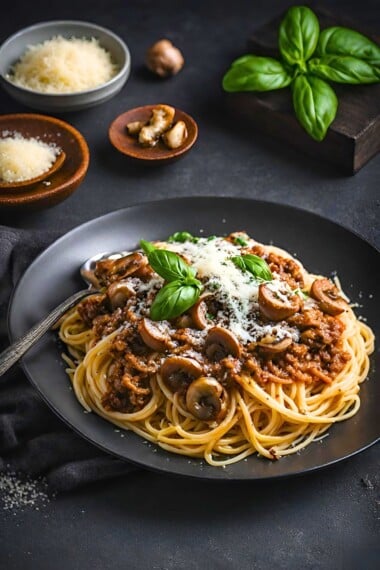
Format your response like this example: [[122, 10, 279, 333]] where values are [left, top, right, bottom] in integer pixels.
[[0, 132, 61, 183], [7, 35, 118, 94]]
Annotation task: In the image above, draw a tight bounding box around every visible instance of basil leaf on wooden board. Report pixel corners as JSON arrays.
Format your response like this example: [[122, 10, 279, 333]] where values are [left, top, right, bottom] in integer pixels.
[[223, 55, 292, 92], [231, 254, 273, 281], [309, 56, 380, 84], [150, 280, 201, 320], [316, 27, 380, 68], [278, 6, 320, 67], [292, 75, 338, 141]]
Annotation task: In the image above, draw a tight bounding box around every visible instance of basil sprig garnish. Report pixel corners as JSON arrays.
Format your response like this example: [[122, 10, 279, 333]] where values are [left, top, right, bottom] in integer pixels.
[[233, 234, 249, 246], [231, 254, 273, 282], [140, 240, 202, 321], [150, 280, 202, 321], [167, 231, 199, 243], [222, 5, 380, 141]]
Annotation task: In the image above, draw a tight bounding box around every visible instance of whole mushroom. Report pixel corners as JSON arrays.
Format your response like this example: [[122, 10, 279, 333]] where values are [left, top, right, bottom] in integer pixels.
[[145, 39, 184, 78]]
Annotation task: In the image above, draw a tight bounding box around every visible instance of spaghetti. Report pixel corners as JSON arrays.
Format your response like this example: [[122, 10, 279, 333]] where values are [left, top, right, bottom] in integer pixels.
[[58, 232, 374, 466]]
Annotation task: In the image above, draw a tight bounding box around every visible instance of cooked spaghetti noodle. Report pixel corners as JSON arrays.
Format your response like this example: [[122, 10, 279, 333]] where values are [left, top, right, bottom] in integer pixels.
[[58, 232, 374, 466]]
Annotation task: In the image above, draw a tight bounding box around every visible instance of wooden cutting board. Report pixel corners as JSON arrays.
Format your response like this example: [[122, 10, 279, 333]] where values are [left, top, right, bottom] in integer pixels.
[[225, 9, 380, 174]]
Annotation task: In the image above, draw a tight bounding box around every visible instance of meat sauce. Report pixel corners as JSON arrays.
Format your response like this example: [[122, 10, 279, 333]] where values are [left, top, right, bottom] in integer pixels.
[[77, 236, 350, 413]]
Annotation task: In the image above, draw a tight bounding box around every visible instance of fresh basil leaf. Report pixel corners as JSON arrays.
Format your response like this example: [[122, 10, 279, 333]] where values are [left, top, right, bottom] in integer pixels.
[[148, 249, 195, 281], [241, 254, 273, 281], [316, 27, 380, 69], [232, 254, 272, 281], [168, 231, 199, 243], [140, 239, 156, 255], [294, 288, 309, 299], [292, 75, 338, 141], [183, 275, 203, 289], [231, 256, 246, 271], [150, 280, 201, 321], [279, 6, 320, 67], [309, 56, 379, 84], [223, 55, 292, 92], [233, 235, 249, 246]]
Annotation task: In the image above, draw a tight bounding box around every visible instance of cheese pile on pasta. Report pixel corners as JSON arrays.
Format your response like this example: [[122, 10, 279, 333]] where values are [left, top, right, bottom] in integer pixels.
[[58, 232, 374, 466]]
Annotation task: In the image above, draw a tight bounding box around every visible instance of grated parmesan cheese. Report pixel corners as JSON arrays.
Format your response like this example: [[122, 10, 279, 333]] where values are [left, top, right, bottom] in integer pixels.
[[164, 238, 300, 344], [0, 132, 60, 183], [8, 36, 118, 94], [0, 471, 52, 512]]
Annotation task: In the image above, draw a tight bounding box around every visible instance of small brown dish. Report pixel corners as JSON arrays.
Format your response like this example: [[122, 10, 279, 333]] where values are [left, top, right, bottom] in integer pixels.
[[0, 114, 89, 208], [108, 104, 198, 164]]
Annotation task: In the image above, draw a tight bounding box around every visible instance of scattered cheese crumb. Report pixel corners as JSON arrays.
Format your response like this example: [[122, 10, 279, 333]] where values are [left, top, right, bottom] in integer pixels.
[[0, 472, 52, 512], [0, 132, 60, 183], [8, 35, 118, 94]]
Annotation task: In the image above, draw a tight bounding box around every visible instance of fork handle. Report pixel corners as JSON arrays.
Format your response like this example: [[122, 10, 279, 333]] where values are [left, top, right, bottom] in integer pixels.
[[0, 289, 92, 377]]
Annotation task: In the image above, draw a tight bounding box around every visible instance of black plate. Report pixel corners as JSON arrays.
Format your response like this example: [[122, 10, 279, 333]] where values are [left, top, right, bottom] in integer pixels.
[[8, 198, 380, 479]]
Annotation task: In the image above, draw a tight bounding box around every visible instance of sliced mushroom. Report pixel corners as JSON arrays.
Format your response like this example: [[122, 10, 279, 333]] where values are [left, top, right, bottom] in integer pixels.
[[162, 121, 188, 149], [126, 121, 146, 136], [107, 281, 135, 309], [138, 105, 175, 147], [258, 283, 301, 321], [95, 252, 148, 285], [160, 356, 203, 391], [186, 377, 228, 422], [134, 263, 155, 281], [138, 318, 170, 352], [257, 336, 292, 353], [189, 295, 211, 330], [310, 278, 348, 316], [175, 314, 193, 329], [204, 326, 241, 360]]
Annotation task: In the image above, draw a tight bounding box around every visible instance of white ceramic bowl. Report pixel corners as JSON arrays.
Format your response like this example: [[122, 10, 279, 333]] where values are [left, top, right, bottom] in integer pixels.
[[0, 20, 131, 112]]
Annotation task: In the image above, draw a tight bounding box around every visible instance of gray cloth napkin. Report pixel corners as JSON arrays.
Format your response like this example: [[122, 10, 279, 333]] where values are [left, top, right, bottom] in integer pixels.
[[0, 225, 137, 492]]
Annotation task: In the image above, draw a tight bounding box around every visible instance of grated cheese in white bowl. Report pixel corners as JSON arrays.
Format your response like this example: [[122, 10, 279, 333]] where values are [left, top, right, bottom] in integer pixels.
[[7, 35, 118, 94]]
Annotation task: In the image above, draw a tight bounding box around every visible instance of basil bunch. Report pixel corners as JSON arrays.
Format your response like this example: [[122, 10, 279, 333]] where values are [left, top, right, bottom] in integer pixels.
[[140, 240, 202, 321], [223, 6, 380, 141]]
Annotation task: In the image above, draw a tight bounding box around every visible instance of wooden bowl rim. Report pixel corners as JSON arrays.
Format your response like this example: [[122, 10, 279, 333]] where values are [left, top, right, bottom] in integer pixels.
[[0, 113, 90, 206]]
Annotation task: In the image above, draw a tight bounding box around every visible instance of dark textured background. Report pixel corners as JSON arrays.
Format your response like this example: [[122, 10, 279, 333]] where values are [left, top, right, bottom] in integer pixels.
[[0, 1, 379, 568]]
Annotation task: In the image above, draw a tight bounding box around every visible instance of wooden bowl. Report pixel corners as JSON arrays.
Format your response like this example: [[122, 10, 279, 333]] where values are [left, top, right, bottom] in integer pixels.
[[0, 114, 89, 208], [108, 104, 198, 164]]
